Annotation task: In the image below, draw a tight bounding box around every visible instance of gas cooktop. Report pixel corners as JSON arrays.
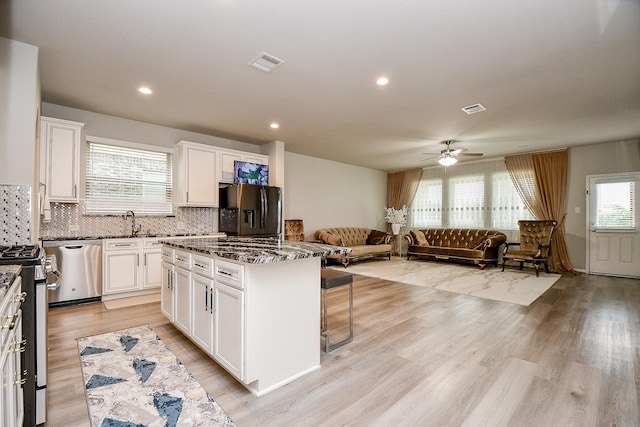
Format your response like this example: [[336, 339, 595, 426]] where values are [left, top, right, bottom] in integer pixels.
[[0, 245, 40, 260]]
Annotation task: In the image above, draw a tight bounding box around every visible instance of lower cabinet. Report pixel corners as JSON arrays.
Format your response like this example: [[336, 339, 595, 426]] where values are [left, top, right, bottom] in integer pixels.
[[173, 266, 191, 335], [191, 274, 214, 352], [103, 238, 163, 296], [1, 277, 24, 427], [213, 281, 244, 380], [160, 261, 174, 320], [160, 244, 319, 396]]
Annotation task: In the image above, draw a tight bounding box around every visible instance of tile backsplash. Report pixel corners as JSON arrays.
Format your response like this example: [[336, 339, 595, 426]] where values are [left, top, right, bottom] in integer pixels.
[[39, 200, 216, 239], [0, 184, 32, 245]]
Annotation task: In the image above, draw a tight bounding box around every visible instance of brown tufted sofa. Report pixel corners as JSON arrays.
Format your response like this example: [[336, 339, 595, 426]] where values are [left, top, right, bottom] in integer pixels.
[[404, 228, 507, 269], [317, 227, 393, 267]]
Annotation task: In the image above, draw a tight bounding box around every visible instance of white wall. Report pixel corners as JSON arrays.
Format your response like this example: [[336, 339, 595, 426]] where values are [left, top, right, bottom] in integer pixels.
[[0, 37, 39, 186], [284, 152, 387, 240], [41, 103, 263, 153], [0, 37, 40, 243], [565, 139, 640, 270]]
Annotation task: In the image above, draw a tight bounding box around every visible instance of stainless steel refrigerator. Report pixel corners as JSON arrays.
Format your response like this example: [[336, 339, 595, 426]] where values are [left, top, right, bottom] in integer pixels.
[[219, 183, 282, 237]]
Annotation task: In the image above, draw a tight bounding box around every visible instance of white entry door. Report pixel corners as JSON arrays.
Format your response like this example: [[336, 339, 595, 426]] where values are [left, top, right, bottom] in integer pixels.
[[587, 172, 640, 278]]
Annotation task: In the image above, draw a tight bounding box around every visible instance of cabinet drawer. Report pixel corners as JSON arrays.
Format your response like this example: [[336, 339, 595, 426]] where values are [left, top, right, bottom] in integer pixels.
[[192, 254, 214, 278], [144, 238, 163, 249], [105, 239, 140, 251], [174, 250, 191, 269], [161, 246, 174, 263], [215, 259, 244, 289]]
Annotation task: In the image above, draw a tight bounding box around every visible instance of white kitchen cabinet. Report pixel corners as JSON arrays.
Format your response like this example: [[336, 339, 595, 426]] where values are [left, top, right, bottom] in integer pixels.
[[173, 265, 191, 335], [40, 116, 84, 202], [103, 243, 139, 294], [161, 261, 174, 321], [191, 273, 214, 352], [103, 238, 164, 296], [1, 276, 24, 427], [174, 140, 218, 206], [218, 148, 269, 184], [213, 281, 244, 379], [142, 239, 163, 289]]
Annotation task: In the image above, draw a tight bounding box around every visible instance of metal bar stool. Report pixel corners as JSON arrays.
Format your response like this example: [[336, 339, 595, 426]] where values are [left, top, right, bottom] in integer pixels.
[[320, 269, 353, 352]]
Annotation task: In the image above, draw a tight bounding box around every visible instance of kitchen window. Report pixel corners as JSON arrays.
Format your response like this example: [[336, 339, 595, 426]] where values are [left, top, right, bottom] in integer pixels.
[[85, 138, 173, 215]]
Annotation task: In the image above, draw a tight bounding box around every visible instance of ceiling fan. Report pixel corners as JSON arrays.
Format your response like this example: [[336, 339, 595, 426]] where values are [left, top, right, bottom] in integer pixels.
[[423, 140, 483, 166]]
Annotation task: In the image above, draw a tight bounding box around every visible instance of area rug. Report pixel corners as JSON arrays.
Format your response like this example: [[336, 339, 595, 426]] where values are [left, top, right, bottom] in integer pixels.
[[77, 324, 236, 426], [103, 293, 161, 310], [330, 258, 561, 306]]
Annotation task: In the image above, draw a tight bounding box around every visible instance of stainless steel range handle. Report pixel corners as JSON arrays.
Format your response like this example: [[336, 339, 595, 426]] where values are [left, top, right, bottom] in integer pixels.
[[46, 270, 62, 291]]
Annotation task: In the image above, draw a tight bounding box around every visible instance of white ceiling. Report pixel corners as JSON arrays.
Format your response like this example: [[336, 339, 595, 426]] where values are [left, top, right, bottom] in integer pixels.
[[2, 0, 640, 171]]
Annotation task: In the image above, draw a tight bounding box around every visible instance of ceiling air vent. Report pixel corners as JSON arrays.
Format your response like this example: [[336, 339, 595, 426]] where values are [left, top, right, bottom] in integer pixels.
[[461, 103, 486, 114], [248, 52, 285, 72]]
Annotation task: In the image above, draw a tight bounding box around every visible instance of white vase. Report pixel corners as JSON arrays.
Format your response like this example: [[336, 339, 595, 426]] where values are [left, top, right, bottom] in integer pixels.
[[391, 223, 401, 235]]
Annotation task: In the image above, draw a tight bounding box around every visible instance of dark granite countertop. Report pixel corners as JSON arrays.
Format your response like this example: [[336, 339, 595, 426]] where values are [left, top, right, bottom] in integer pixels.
[[40, 233, 223, 242], [161, 237, 350, 264]]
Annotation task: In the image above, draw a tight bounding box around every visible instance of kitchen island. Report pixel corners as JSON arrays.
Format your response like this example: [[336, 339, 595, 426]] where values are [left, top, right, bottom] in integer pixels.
[[160, 237, 349, 396]]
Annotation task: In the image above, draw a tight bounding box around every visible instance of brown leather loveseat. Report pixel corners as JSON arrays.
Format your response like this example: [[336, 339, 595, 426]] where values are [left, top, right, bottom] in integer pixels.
[[404, 228, 507, 269], [317, 227, 393, 267]]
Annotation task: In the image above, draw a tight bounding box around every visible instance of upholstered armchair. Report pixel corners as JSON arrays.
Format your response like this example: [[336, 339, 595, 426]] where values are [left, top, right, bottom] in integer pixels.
[[284, 219, 305, 241], [502, 220, 557, 276]]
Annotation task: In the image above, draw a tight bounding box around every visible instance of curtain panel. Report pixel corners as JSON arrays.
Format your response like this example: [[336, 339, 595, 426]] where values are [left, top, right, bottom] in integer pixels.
[[504, 149, 576, 274], [387, 169, 423, 234]]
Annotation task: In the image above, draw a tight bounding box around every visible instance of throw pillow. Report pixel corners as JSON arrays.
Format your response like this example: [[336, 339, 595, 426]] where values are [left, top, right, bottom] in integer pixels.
[[366, 230, 388, 245], [473, 237, 488, 249], [319, 231, 343, 246], [411, 230, 428, 246]]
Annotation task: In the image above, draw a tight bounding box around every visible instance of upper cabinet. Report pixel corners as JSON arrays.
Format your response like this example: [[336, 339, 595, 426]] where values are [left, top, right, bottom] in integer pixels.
[[174, 141, 269, 206], [40, 117, 84, 203], [174, 141, 218, 207], [218, 148, 269, 184]]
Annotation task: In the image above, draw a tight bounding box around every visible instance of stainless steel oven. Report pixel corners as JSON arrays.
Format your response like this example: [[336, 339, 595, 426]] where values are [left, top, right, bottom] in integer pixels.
[[0, 245, 60, 426]]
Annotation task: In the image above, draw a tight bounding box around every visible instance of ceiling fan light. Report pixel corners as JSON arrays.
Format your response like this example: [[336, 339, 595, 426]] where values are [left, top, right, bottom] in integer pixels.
[[438, 156, 457, 166]]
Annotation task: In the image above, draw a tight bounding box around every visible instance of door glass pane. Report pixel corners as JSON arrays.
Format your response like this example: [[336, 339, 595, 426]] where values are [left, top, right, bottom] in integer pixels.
[[595, 181, 635, 229]]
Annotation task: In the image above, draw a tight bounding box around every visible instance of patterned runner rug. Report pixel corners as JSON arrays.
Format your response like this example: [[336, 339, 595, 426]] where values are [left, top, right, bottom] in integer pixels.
[[77, 324, 235, 427], [330, 257, 561, 306]]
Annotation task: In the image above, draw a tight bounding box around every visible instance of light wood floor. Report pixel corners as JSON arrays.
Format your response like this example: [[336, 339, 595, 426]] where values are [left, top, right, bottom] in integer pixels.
[[45, 271, 640, 426]]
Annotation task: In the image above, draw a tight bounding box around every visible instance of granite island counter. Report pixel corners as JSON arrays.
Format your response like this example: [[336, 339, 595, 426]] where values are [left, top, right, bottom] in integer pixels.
[[159, 237, 349, 396]]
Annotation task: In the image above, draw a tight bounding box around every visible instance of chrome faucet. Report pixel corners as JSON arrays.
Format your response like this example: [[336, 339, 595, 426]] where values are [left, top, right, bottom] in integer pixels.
[[124, 210, 142, 236]]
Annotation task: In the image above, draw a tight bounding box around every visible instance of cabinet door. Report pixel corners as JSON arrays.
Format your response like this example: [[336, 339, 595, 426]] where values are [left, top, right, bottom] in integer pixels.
[[185, 146, 217, 206], [219, 151, 242, 183], [174, 266, 192, 335], [103, 251, 139, 294], [160, 262, 174, 320], [214, 281, 244, 380], [41, 117, 83, 202], [191, 274, 214, 353], [142, 250, 162, 289]]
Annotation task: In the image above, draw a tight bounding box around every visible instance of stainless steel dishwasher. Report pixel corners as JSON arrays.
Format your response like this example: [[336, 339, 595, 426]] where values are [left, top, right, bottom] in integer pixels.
[[43, 239, 103, 307]]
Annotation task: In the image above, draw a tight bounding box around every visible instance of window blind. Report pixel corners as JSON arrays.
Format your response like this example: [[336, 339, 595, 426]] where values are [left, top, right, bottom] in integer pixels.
[[85, 141, 173, 215], [595, 180, 635, 229], [411, 158, 533, 230]]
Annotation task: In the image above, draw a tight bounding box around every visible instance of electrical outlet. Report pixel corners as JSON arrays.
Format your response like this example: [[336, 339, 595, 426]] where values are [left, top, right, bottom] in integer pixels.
[[177, 222, 186, 230], [69, 224, 79, 231]]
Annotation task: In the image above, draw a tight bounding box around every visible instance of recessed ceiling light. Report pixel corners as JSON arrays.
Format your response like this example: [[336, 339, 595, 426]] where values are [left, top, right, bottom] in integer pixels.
[[376, 77, 389, 86], [138, 87, 152, 95], [270, 123, 279, 129]]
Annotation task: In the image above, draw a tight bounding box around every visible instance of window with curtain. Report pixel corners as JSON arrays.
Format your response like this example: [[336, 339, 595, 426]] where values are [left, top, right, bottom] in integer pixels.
[[449, 174, 484, 227], [410, 159, 532, 230], [594, 180, 636, 229], [412, 179, 442, 227], [491, 171, 534, 229], [85, 140, 173, 215]]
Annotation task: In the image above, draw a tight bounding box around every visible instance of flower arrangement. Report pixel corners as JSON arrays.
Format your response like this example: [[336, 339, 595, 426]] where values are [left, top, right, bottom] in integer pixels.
[[384, 205, 408, 226]]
